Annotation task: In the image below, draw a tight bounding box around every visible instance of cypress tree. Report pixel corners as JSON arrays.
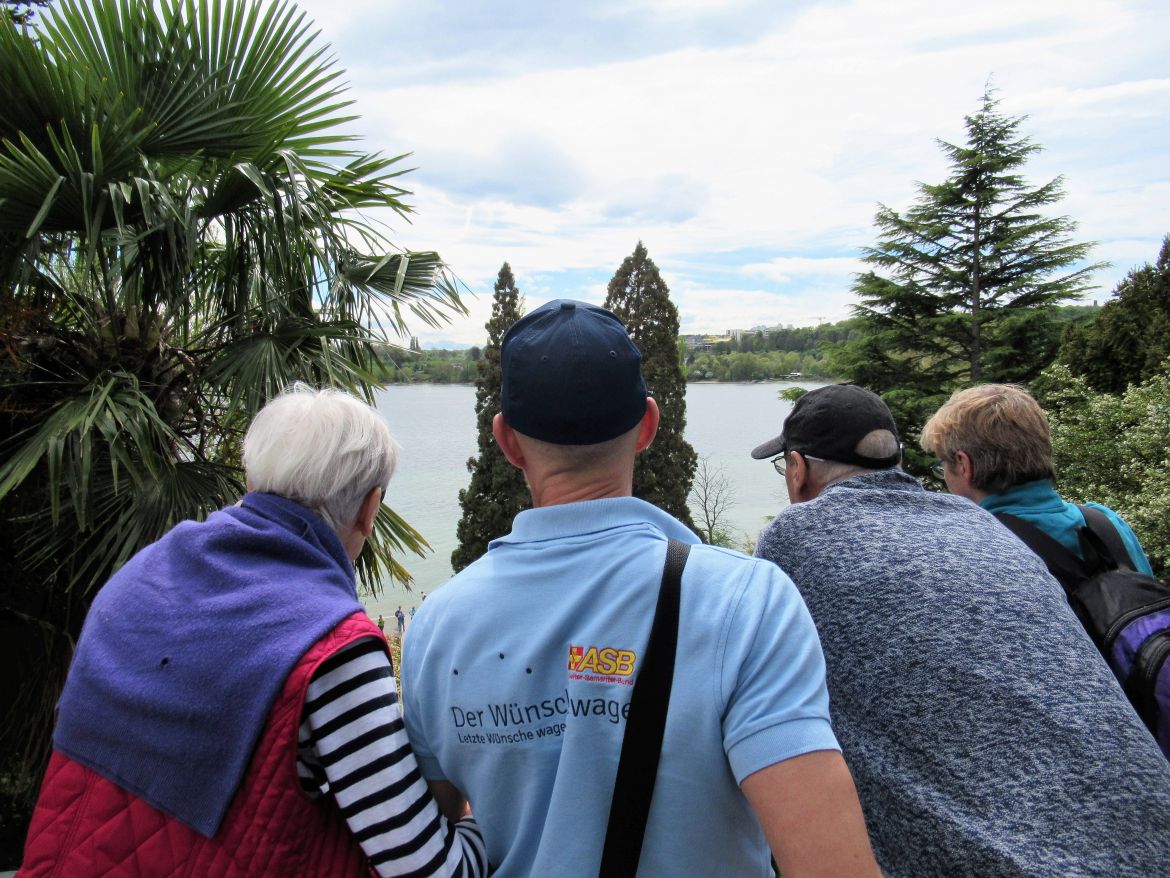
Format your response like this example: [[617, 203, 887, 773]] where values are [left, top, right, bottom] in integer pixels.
[[604, 242, 698, 530], [451, 263, 530, 571]]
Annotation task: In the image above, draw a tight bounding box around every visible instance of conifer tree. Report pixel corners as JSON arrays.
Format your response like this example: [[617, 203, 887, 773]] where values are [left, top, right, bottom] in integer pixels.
[[451, 264, 530, 571], [1059, 235, 1170, 393], [833, 88, 1102, 477], [849, 88, 1101, 388], [604, 242, 698, 530]]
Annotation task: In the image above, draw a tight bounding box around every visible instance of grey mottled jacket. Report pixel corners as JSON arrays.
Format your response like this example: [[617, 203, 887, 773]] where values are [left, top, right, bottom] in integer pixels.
[[756, 469, 1170, 878]]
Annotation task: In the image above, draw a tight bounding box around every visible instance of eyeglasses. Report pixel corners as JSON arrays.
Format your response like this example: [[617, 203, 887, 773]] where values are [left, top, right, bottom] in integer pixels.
[[770, 452, 825, 476], [930, 460, 947, 480]]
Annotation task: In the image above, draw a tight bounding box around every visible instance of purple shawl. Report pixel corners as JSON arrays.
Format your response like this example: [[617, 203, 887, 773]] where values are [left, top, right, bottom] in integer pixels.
[[53, 492, 364, 837]]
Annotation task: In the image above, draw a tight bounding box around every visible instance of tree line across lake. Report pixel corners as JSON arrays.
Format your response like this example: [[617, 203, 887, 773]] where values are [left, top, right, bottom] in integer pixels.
[[375, 304, 1102, 386], [376, 320, 850, 384]]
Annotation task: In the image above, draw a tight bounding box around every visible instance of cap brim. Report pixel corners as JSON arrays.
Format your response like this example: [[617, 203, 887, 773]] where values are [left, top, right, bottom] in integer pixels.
[[750, 435, 785, 459]]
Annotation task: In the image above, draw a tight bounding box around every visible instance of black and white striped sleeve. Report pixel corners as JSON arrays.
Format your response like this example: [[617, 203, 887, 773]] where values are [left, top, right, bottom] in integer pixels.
[[298, 637, 487, 878]]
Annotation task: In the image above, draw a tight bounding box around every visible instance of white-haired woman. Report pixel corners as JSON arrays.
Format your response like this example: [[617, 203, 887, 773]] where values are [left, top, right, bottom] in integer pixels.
[[20, 385, 486, 878]]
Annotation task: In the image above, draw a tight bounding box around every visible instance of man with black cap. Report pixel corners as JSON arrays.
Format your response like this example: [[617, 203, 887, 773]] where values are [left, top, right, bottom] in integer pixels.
[[402, 301, 879, 877], [752, 384, 1170, 877]]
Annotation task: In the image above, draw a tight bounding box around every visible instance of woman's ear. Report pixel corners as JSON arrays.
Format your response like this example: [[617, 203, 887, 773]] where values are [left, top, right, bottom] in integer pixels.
[[944, 450, 987, 503], [356, 486, 382, 538], [955, 450, 975, 483]]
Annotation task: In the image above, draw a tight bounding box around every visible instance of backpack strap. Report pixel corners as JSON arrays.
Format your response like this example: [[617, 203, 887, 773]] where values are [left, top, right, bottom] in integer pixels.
[[994, 512, 1089, 596], [599, 538, 689, 878], [1077, 505, 1136, 573]]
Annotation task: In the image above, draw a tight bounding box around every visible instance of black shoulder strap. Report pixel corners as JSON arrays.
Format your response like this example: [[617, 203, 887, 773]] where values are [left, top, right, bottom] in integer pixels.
[[1077, 505, 1136, 572], [994, 512, 1088, 596], [599, 539, 690, 878]]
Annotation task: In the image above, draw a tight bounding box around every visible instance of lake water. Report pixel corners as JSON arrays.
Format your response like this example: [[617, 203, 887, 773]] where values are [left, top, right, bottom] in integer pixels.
[[364, 381, 821, 618]]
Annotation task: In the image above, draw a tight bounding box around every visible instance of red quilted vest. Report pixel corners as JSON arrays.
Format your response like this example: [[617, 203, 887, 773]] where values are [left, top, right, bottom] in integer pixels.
[[19, 611, 384, 877]]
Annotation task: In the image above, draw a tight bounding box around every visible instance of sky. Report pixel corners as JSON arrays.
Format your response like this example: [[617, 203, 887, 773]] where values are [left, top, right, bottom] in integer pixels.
[[290, 0, 1170, 348]]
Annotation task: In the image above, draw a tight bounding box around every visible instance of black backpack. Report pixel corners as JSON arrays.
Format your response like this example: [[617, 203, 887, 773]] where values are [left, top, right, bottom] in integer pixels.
[[995, 506, 1170, 759]]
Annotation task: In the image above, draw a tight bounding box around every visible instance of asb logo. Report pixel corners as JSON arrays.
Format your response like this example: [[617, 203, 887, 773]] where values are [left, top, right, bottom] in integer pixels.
[[568, 645, 636, 677]]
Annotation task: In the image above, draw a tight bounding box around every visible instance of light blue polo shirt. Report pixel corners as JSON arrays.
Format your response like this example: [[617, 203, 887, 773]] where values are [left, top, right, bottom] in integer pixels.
[[402, 497, 838, 877]]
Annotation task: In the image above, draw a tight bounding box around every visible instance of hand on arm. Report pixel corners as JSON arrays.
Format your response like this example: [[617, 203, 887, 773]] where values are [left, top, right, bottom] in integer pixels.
[[301, 638, 487, 878], [427, 779, 471, 824], [741, 749, 881, 878]]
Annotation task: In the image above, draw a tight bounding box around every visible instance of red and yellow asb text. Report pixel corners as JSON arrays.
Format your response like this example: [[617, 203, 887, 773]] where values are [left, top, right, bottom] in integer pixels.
[[568, 644, 636, 677]]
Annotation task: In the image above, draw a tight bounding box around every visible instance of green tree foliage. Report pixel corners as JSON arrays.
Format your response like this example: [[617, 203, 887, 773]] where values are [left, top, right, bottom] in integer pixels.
[[837, 88, 1101, 474], [1033, 365, 1170, 575], [604, 242, 698, 529], [852, 88, 1099, 387], [451, 263, 530, 571], [375, 348, 479, 383], [685, 317, 877, 382], [1059, 235, 1170, 393], [0, 0, 461, 842], [686, 349, 836, 382]]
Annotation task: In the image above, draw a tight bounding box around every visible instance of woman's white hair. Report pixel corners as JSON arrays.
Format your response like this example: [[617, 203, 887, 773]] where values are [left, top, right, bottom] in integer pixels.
[[243, 383, 399, 533]]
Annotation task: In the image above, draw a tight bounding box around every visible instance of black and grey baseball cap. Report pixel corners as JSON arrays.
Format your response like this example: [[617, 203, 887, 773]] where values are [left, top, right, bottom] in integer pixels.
[[750, 384, 901, 469]]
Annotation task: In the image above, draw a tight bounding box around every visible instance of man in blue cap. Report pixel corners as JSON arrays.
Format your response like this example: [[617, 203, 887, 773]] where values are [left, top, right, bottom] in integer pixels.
[[402, 300, 879, 877]]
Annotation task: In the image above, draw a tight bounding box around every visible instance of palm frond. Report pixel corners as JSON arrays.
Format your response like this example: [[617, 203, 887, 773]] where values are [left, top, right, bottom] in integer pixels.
[[13, 457, 242, 594], [1, 0, 467, 827], [0, 373, 183, 526], [358, 504, 431, 592]]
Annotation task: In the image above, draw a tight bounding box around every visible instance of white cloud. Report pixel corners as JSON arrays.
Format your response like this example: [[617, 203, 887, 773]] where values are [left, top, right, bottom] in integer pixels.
[[628, 0, 752, 13], [1026, 78, 1170, 118], [672, 283, 856, 335], [284, 0, 1170, 345], [742, 256, 864, 284]]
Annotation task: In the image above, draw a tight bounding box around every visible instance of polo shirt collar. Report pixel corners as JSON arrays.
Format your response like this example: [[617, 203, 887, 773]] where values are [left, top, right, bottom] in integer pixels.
[[490, 496, 700, 549]]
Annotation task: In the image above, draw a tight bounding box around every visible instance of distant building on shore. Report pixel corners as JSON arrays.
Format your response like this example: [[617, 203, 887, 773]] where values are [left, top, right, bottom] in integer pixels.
[[684, 324, 788, 353]]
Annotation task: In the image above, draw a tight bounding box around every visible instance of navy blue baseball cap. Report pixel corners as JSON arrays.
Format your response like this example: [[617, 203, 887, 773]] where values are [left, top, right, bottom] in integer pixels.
[[500, 299, 647, 445]]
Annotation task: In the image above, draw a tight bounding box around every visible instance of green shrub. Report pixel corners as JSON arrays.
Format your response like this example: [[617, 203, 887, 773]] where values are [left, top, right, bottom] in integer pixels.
[[1035, 365, 1170, 575]]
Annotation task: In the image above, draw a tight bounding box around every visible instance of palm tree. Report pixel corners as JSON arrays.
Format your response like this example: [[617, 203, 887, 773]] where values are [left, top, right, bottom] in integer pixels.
[[0, 0, 461, 837]]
